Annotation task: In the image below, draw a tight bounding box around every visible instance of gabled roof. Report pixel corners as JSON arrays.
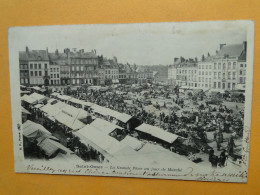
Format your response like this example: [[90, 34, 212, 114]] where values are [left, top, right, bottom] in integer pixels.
[[216, 43, 244, 58], [19, 50, 49, 61], [135, 123, 178, 144], [69, 51, 97, 58]]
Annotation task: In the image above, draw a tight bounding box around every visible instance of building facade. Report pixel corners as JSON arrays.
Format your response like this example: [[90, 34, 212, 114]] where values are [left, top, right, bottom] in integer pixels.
[[69, 49, 99, 86], [168, 42, 247, 92]]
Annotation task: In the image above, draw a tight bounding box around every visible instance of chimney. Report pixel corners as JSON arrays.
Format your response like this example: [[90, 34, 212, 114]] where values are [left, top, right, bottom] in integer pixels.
[[174, 57, 179, 63], [55, 49, 59, 55], [25, 46, 29, 54], [195, 57, 198, 62], [208, 52, 210, 57], [64, 48, 70, 56], [243, 41, 247, 51], [220, 43, 226, 50], [202, 54, 205, 61], [46, 47, 48, 53]]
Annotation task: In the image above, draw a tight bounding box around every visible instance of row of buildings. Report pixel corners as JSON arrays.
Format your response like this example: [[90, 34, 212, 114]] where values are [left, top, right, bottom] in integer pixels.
[[19, 47, 153, 87], [168, 42, 247, 92]]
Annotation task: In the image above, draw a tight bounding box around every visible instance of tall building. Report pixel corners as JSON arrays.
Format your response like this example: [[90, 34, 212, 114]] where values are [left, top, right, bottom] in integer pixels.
[[49, 49, 70, 85], [69, 49, 99, 86], [19, 47, 50, 86], [169, 57, 198, 89], [168, 42, 247, 92], [206, 42, 247, 92]]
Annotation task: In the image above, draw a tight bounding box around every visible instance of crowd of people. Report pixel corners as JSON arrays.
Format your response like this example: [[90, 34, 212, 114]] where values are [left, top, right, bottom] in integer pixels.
[[62, 83, 244, 167], [22, 83, 245, 168]]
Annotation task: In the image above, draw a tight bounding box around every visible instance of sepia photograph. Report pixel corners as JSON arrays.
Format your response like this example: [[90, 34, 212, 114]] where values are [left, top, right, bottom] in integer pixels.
[[8, 20, 254, 182]]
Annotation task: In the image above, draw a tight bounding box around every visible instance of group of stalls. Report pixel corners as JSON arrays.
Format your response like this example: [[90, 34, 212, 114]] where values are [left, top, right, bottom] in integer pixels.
[[22, 120, 80, 161], [134, 123, 200, 157], [89, 103, 141, 131], [72, 118, 196, 166]]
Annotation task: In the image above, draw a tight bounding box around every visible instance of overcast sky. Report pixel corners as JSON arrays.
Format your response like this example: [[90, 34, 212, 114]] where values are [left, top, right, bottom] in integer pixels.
[[10, 21, 248, 65]]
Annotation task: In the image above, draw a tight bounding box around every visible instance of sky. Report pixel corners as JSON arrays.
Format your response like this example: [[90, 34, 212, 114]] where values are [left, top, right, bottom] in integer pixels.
[[10, 20, 248, 65]]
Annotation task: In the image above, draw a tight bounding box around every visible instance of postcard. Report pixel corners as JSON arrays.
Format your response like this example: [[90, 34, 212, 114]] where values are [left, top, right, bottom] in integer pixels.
[[8, 20, 254, 182]]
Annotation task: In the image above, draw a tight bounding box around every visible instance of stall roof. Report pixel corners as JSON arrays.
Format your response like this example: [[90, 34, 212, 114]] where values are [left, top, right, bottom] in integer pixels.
[[76, 125, 127, 155], [136, 142, 196, 166], [54, 112, 85, 130], [34, 104, 43, 109], [21, 90, 31, 94], [120, 135, 144, 151], [135, 123, 178, 144], [90, 104, 111, 116], [37, 138, 73, 157], [57, 94, 72, 101], [61, 105, 89, 120], [22, 120, 51, 142], [22, 107, 31, 115], [29, 92, 46, 101], [21, 94, 37, 104], [52, 101, 67, 109], [116, 113, 133, 123], [40, 104, 61, 117], [90, 118, 122, 134], [69, 97, 84, 105], [50, 92, 60, 97]]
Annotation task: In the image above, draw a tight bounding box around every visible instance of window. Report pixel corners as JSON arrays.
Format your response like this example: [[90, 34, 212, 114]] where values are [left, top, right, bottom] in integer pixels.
[[218, 82, 221, 89], [38, 64, 41, 69], [218, 72, 221, 79], [30, 64, 33, 69], [233, 72, 236, 80], [35, 71, 38, 76], [57, 74, 59, 78], [228, 72, 231, 79], [214, 63, 217, 69], [240, 64, 243, 68], [228, 83, 231, 89], [45, 64, 47, 69], [218, 63, 221, 69], [223, 63, 226, 69], [214, 72, 217, 79], [240, 70, 243, 75], [45, 71, 48, 76], [222, 73, 225, 79], [228, 62, 231, 69], [51, 74, 53, 78], [54, 74, 56, 78], [240, 77, 243, 83], [214, 82, 216, 88], [233, 62, 236, 69], [34, 64, 37, 69], [39, 71, 42, 76]]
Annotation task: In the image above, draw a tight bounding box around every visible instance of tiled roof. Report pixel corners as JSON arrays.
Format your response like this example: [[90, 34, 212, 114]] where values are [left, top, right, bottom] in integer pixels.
[[70, 51, 97, 58], [19, 50, 49, 61], [216, 43, 244, 57]]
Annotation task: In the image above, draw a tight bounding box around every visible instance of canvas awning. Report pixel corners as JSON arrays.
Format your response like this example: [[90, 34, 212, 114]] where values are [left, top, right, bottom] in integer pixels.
[[22, 120, 51, 142], [21, 94, 37, 104], [37, 138, 74, 157], [120, 135, 144, 151], [135, 123, 178, 144], [90, 118, 123, 134], [74, 125, 127, 156], [57, 94, 72, 101], [40, 104, 61, 117], [34, 104, 43, 109], [29, 92, 47, 103], [54, 112, 85, 130], [22, 107, 31, 115]]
